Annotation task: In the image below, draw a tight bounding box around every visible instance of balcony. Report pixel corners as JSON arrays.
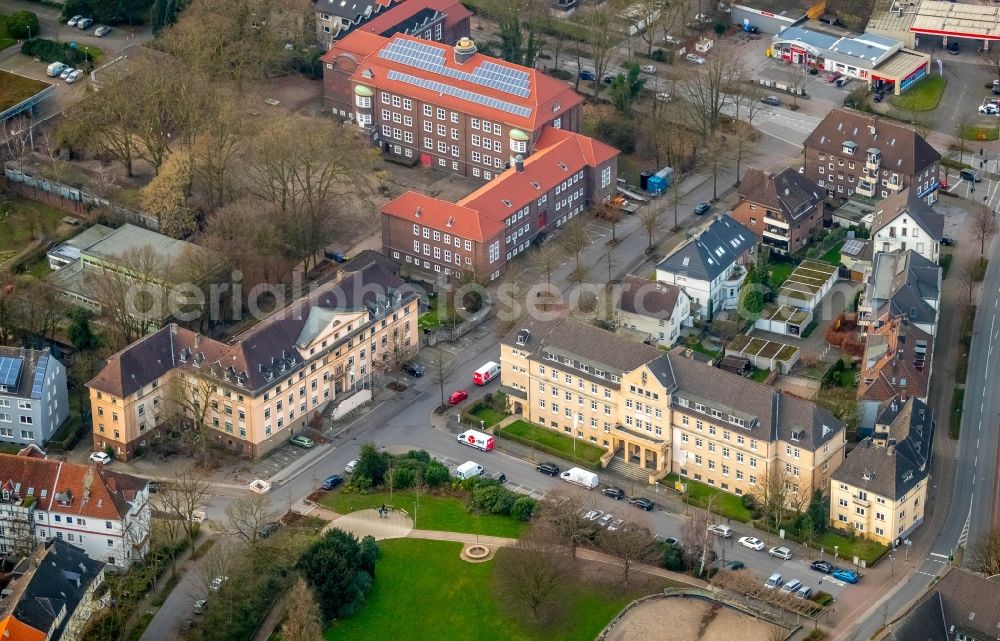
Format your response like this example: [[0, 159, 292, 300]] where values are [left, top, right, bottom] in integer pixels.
[[720, 265, 747, 290], [852, 495, 871, 508], [763, 226, 789, 239], [856, 181, 876, 198]]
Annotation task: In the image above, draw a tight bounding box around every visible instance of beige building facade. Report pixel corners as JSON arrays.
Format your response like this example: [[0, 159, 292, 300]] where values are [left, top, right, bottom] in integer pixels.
[[501, 316, 847, 491]]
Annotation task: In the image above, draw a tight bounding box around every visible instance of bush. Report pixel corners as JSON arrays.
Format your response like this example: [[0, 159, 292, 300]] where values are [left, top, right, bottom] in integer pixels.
[[650, 49, 666, 62], [21, 38, 67, 63], [8, 11, 40, 39], [423, 460, 451, 487], [740, 494, 756, 509], [661, 544, 686, 572], [470, 482, 516, 515], [390, 466, 416, 490], [510, 496, 536, 521], [297, 529, 379, 623]]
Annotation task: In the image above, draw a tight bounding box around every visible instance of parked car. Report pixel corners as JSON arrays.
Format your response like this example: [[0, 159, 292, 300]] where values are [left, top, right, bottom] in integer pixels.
[[723, 560, 745, 571], [693, 202, 711, 215], [656, 535, 681, 546], [960, 168, 983, 182], [708, 524, 733, 538], [825, 71, 841, 83], [602, 75, 615, 84], [769, 546, 793, 560], [738, 536, 765, 551], [761, 95, 781, 106], [598, 513, 615, 528], [94, 25, 111, 36], [608, 518, 625, 532], [686, 53, 706, 65], [832, 568, 860, 583], [289, 435, 315, 449], [583, 509, 604, 521], [663, 35, 679, 45], [640, 64, 658, 74], [147, 481, 160, 493], [486, 470, 507, 483], [67, 15, 84, 26], [780, 579, 802, 594], [764, 573, 783, 589], [321, 474, 344, 490], [193, 599, 207, 614], [448, 390, 469, 405], [835, 76, 849, 87], [873, 91, 884, 103], [209, 576, 228, 591], [948, 41, 959, 54], [602, 487, 625, 500], [795, 585, 813, 599], [810, 560, 834, 574], [90, 451, 112, 465], [257, 522, 280, 538], [579, 70, 596, 81], [629, 497, 655, 511], [77, 17, 94, 29], [536, 462, 560, 476], [60, 67, 76, 80], [941, 236, 954, 246], [345, 459, 358, 474], [980, 103, 999, 115], [65, 69, 84, 84], [655, 92, 671, 102], [402, 361, 425, 377]]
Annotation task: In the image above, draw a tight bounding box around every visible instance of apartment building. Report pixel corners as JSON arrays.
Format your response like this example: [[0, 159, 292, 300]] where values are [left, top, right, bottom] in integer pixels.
[[315, 0, 470, 51], [322, 33, 583, 178], [614, 275, 691, 348], [803, 108, 940, 203], [830, 397, 932, 545], [0, 452, 149, 568], [857, 317, 933, 428], [870, 188, 944, 263], [859, 249, 941, 335], [0, 347, 68, 448], [381, 126, 618, 281], [87, 263, 420, 460], [731, 167, 825, 254], [500, 315, 846, 493], [0, 539, 106, 641]]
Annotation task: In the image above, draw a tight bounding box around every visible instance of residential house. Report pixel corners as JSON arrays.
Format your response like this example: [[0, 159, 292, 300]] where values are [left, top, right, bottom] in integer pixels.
[[0, 452, 150, 568], [499, 315, 846, 493], [857, 317, 932, 428], [322, 33, 584, 177], [885, 567, 1000, 641], [830, 396, 932, 545], [381, 126, 619, 282], [87, 263, 420, 460], [315, 0, 470, 50], [655, 214, 756, 321], [0, 347, 68, 448], [314, 0, 397, 47], [614, 275, 691, 348], [802, 108, 940, 203], [731, 167, 825, 254], [870, 187, 944, 263], [859, 249, 941, 335], [839, 238, 873, 282], [0, 540, 106, 641]]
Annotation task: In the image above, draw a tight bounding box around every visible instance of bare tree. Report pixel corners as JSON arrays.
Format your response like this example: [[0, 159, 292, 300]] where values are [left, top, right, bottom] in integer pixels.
[[539, 489, 597, 559], [190, 87, 249, 210], [427, 344, 452, 409], [561, 216, 590, 281], [223, 493, 276, 547], [984, 48, 1000, 89], [166, 373, 218, 464], [159, 467, 212, 554], [972, 203, 998, 256], [752, 465, 809, 531], [88, 245, 171, 350], [679, 54, 740, 138], [280, 578, 325, 641], [973, 529, 1000, 576], [495, 523, 575, 620], [732, 84, 765, 186], [668, 170, 686, 231], [680, 505, 712, 574], [639, 206, 665, 252], [633, 0, 667, 57], [530, 240, 564, 287], [596, 514, 659, 585], [706, 132, 732, 201], [572, 0, 625, 98]]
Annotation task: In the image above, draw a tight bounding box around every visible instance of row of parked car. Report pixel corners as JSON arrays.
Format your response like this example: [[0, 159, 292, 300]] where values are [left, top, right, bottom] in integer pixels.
[[67, 14, 112, 36], [45, 62, 84, 83]]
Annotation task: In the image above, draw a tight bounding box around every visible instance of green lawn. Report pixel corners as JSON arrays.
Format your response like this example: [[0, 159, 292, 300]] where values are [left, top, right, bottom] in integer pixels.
[[319, 490, 526, 538], [887, 76, 946, 112], [327, 539, 656, 641], [471, 406, 507, 427], [682, 338, 720, 359], [960, 125, 1000, 142], [418, 295, 455, 330], [0, 198, 66, 263], [821, 241, 845, 265], [768, 262, 795, 289], [814, 530, 888, 565], [749, 367, 771, 383], [499, 420, 606, 465], [666, 473, 753, 523]]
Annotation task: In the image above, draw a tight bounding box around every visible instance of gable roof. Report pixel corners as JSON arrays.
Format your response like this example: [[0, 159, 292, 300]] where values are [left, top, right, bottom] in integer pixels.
[[315, 0, 394, 21], [656, 214, 755, 282], [616, 275, 682, 320], [890, 568, 1000, 641], [738, 167, 824, 223], [887, 593, 949, 641], [803, 108, 940, 177], [867, 250, 941, 328], [357, 0, 471, 38], [871, 188, 945, 241], [382, 191, 504, 243], [858, 318, 932, 403], [833, 397, 932, 498]]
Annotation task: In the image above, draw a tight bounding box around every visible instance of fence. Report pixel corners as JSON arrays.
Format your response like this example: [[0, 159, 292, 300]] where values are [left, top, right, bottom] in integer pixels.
[[421, 305, 493, 345], [4, 167, 160, 231]]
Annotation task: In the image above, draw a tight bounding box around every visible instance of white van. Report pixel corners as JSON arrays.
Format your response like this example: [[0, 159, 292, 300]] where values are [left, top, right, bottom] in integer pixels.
[[473, 361, 500, 386], [455, 461, 484, 480], [559, 467, 599, 489], [457, 429, 494, 451], [47, 62, 67, 77]]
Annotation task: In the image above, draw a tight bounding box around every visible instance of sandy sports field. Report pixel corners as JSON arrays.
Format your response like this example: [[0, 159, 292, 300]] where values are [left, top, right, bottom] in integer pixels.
[[604, 596, 786, 641]]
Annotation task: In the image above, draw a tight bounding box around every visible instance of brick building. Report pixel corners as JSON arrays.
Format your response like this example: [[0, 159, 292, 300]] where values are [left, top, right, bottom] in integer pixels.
[[802, 108, 940, 203], [381, 126, 619, 281], [322, 32, 583, 177], [732, 167, 825, 254]]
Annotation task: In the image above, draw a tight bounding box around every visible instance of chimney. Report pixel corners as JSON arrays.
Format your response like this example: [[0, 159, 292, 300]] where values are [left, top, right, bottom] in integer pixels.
[[514, 155, 524, 172], [454, 37, 477, 65], [415, 206, 422, 218]]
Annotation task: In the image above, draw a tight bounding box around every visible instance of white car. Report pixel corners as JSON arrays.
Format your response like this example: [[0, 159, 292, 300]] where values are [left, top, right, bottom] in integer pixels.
[[738, 536, 765, 551], [655, 92, 671, 103], [94, 25, 111, 37], [90, 451, 112, 465], [686, 53, 706, 65], [345, 459, 358, 474], [708, 524, 733, 538], [769, 546, 793, 560], [60, 67, 75, 80], [209, 576, 228, 591], [663, 35, 679, 45], [979, 103, 999, 115], [67, 15, 84, 27], [640, 64, 658, 74], [65, 69, 84, 84]]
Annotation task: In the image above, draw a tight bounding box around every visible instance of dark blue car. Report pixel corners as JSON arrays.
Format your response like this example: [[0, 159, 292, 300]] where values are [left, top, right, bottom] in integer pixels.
[[579, 70, 596, 81], [322, 474, 344, 490]]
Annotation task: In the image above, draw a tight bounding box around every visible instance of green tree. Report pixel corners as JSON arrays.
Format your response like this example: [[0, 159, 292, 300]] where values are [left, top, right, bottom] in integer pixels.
[[609, 63, 646, 117], [297, 529, 378, 622], [7, 11, 39, 39], [352, 441, 389, 491], [807, 490, 829, 535], [67, 307, 99, 351]]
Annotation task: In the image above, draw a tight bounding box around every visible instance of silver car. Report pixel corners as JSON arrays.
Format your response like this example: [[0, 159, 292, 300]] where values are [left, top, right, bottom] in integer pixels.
[[67, 15, 83, 27], [65, 69, 85, 84], [59, 67, 76, 80], [77, 17, 94, 29], [686, 53, 706, 65], [94, 25, 111, 36]]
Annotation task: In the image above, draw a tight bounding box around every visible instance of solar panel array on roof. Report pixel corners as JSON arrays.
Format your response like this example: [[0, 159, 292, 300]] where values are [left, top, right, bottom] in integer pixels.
[[386, 69, 533, 117], [379, 38, 531, 98], [0, 357, 23, 388], [843, 239, 865, 255], [31, 355, 49, 400]]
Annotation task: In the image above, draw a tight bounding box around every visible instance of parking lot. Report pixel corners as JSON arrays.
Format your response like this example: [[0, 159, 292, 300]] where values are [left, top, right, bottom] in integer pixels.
[[251, 439, 320, 478]]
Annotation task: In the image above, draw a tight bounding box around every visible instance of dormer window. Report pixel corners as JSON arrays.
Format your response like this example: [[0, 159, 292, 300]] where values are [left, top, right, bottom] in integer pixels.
[[842, 141, 857, 155]]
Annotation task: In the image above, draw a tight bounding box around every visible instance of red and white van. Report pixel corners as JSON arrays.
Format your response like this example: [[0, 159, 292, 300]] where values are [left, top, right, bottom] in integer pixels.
[[457, 430, 494, 451], [473, 361, 500, 386]]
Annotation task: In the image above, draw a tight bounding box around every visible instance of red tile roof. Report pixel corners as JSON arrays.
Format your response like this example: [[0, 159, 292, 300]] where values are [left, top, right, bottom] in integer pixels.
[[355, 0, 471, 37], [459, 127, 619, 221], [326, 32, 583, 131], [858, 318, 932, 403], [382, 191, 505, 242], [0, 453, 146, 521], [0, 616, 46, 641]]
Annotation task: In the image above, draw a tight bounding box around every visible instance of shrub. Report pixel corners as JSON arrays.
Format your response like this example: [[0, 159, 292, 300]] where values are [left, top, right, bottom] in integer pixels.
[[7, 11, 40, 39], [661, 544, 686, 572], [740, 494, 756, 509], [423, 460, 451, 487], [390, 466, 416, 490], [650, 49, 666, 62], [297, 529, 379, 623], [471, 482, 516, 515], [510, 496, 536, 521], [21, 39, 68, 63]]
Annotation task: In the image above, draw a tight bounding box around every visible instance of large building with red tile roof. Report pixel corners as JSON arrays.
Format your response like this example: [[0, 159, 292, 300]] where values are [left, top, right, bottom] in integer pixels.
[[322, 30, 584, 178], [0, 452, 149, 568], [381, 127, 619, 281], [87, 263, 421, 461]]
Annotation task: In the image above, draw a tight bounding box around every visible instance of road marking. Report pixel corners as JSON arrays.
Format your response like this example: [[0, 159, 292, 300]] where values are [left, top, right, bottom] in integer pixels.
[[929, 552, 950, 559], [915, 570, 938, 577]]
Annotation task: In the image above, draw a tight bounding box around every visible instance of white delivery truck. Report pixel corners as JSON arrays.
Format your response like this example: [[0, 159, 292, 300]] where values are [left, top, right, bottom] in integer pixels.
[[457, 429, 494, 451], [560, 467, 599, 489], [473, 361, 500, 385], [455, 461, 484, 480]]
